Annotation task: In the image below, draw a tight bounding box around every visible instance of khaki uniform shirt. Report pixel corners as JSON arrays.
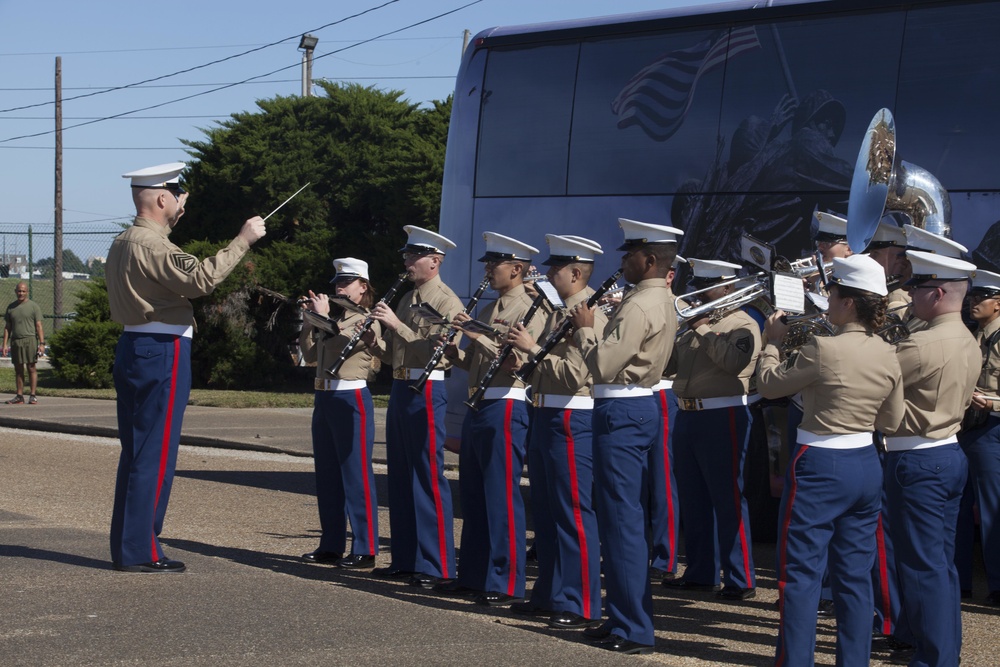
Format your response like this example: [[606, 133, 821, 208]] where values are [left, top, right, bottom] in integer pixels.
[[888, 287, 911, 312], [379, 274, 462, 371], [673, 308, 760, 399], [106, 217, 250, 327], [299, 309, 381, 382], [888, 312, 980, 439], [527, 287, 606, 397], [454, 283, 543, 391], [974, 316, 1000, 399], [757, 322, 904, 434], [574, 278, 675, 387]]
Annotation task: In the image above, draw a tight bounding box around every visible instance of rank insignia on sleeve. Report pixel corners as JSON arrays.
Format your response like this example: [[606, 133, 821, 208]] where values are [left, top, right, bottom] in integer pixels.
[[609, 322, 621, 341], [735, 335, 751, 353], [171, 253, 197, 273]]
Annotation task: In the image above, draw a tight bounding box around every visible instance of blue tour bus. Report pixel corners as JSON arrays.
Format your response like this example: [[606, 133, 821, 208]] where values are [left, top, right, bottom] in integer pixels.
[[435, 0, 1000, 531]]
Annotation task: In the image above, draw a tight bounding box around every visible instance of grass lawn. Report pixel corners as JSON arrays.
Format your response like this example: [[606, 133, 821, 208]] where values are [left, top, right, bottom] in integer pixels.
[[0, 367, 389, 408]]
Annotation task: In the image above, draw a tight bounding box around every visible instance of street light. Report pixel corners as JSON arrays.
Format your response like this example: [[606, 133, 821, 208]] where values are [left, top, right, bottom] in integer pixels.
[[298, 34, 319, 97]]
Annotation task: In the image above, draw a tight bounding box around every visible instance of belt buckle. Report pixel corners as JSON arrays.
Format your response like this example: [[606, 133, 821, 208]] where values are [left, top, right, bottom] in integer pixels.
[[393, 368, 406, 380], [531, 393, 542, 408], [314, 378, 323, 391], [682, 398, 701, 411]]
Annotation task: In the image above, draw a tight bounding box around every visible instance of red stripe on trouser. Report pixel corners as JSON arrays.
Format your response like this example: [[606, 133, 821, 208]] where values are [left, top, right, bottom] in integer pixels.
[[151, 337, 180, 561], [875, 513, 892, 636], [504, 399, 517, 596], [424, 380, 449, 579], [356, 388, 375, 553], [658, 390, 676, 571], [563, 409, 592, 615], [729, 407, 752, 585], [776, 445, 809, 667]]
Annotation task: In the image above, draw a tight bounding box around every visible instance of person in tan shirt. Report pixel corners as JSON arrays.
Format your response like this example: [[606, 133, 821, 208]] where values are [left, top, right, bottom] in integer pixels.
[[758, 254, 904, 666], [298, 258, 381, 570], [665, 258, 760, 600], [107, 162, 265, 573]]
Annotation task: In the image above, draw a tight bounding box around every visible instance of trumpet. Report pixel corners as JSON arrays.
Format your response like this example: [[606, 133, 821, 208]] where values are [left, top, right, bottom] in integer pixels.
[[410, 275, 491, 393], [325, 273, 408, 378]]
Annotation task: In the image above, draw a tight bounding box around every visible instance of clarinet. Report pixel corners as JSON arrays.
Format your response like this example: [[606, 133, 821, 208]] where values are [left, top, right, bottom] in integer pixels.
[[464, 291, 549, 411], [514, 269, 624, 383], [410, 275, 492, 393], [325, 273, 408, 378]]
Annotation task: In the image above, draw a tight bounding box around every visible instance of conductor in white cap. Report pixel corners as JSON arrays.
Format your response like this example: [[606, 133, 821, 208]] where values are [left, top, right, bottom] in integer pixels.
[[107, 162, 266, 573]]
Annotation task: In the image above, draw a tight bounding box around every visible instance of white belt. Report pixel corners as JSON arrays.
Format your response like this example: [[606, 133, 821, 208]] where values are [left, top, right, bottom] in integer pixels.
[[593, 384, 653, 399], [315, 378, 367, 391], [747, 393, 762, 405], [532, 394, 594, 410], [394, 368, 443, 381], [124, 322, 193, 338], [652, 379, 674, 392], [481, 387, 527, 402], [797, 430, 872, 450], [677, 395, 748, 411], [884, 435, 959, 452]]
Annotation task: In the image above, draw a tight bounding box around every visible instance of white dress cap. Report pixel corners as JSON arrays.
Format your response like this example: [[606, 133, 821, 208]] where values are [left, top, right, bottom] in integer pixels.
[[903, 225, 968, 259], [867, 221, 907, 249], [688, 258, 742, 280], [400, 225, 457, 255], [478, 232, 539, 262], [672, 254, 686, 269], [814, 211, 848, 241], [543, 234, 603, 265], [972, 269, 1000, 295], [905, 249, 977, 284], [828, 254, 888, 296], [331, 257, 370, 282], [617, 218, 683, 250], [122, 162, 186, 188]]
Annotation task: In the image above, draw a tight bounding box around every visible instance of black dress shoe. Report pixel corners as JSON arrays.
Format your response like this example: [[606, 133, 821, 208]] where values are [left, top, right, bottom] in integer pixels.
[[886, 645, 916, 665], [661, 577, 719, 592], [510, 601, 550, 616], [301, 550, 342, 564], [716, 585, 756, 600], [371, 566, 415, 579], [816, 598, 835, 617], [336, 554, 375, 569], [884, 635, 913, 651], [114, 558, 186, 573], [649, 567, 675, 581], [595, 634, 654, 655], [475, 591, 524, 607], [410, 573, 449, 589], [433, 579, 476, 596], [583, 623, 612, 640], [549, 612, 600, 629]]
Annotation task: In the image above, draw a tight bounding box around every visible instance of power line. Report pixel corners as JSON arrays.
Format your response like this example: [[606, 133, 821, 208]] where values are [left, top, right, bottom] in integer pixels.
[[0, 75, 454, 92], [0, 1, 481, 144], [0, 146, 184, 150], [0, 0, 403, 115]]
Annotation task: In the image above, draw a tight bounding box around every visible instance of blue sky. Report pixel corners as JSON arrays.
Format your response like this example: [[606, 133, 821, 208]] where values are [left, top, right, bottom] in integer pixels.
[[0, 0, 718, 261]]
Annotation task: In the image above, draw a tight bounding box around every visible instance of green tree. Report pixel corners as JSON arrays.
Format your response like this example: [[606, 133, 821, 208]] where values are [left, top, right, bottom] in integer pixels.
[[35, 249, 90, 278], [48, 279, 121, 388]]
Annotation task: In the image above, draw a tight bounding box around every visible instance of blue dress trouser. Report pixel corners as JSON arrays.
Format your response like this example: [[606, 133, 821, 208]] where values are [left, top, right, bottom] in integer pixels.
[[872, 448, 903, 638], [885, 444, 968, 667], [674, 405, 756, 589], [593, 395, 659, 645], [385, 378, 455, 578], [110, 332, 191, 567], [312, 388, 378, 555], [775, 444, 882, 667], [958, 416, 1000, 593], [647, 388, 680, 575], [457, 397, 529, 596], [526, 405, 601, 619]]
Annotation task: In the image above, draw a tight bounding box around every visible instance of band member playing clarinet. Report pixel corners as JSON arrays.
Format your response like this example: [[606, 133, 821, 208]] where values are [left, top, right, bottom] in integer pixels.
[[505, 234, 607, 629], [569, 218, 681, 654], [439, 232, 542, 606], [758, 254, 904, 666], [299, 258, 381, 569], [367, 226, 463, 589]]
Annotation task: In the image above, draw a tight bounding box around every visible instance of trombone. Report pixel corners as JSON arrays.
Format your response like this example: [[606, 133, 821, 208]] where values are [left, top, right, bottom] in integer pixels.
[[675, 272, 769, 326]]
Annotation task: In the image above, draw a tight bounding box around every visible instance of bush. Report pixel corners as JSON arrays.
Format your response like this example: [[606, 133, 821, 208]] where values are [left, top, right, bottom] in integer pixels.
[[49, 319, 122, 388]]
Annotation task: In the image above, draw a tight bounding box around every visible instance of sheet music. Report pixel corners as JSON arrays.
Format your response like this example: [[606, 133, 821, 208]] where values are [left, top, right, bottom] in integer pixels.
[[409, 302, 449, 326], [772, 273, 806, 314]]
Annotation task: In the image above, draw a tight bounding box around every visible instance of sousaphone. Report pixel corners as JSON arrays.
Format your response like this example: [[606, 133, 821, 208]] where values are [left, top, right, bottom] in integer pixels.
[[846, 108, 952, 253]]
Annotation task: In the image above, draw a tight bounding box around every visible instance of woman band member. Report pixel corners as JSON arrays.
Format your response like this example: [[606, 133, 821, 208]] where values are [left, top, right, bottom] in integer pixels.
[[299, 258, 380, 569], [758, 254, 904, 666]]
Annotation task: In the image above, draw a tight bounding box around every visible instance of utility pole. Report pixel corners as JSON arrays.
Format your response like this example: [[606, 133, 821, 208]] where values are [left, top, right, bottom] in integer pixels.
[[54, 56, 64, 330], [462, 29, 471, 56], [298, 34, 319, 97]]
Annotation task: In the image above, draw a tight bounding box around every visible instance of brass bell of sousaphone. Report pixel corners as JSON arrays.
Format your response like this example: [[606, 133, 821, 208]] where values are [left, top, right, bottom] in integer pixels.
[[846, 108, 952, 253]]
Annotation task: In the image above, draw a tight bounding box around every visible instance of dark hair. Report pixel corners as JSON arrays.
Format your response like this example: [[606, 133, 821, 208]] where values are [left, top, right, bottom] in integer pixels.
[[357, 278, 376, 310], [645, 244, 678, 272], [831, 283, 887, 331]]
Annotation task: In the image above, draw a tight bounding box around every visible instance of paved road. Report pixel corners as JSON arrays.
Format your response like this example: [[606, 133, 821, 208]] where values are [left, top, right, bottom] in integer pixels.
[[1, 402, 999, 665]]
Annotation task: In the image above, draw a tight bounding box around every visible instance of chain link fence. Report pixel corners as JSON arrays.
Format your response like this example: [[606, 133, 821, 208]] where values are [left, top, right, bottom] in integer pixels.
[[0, 224, 122, 338]]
